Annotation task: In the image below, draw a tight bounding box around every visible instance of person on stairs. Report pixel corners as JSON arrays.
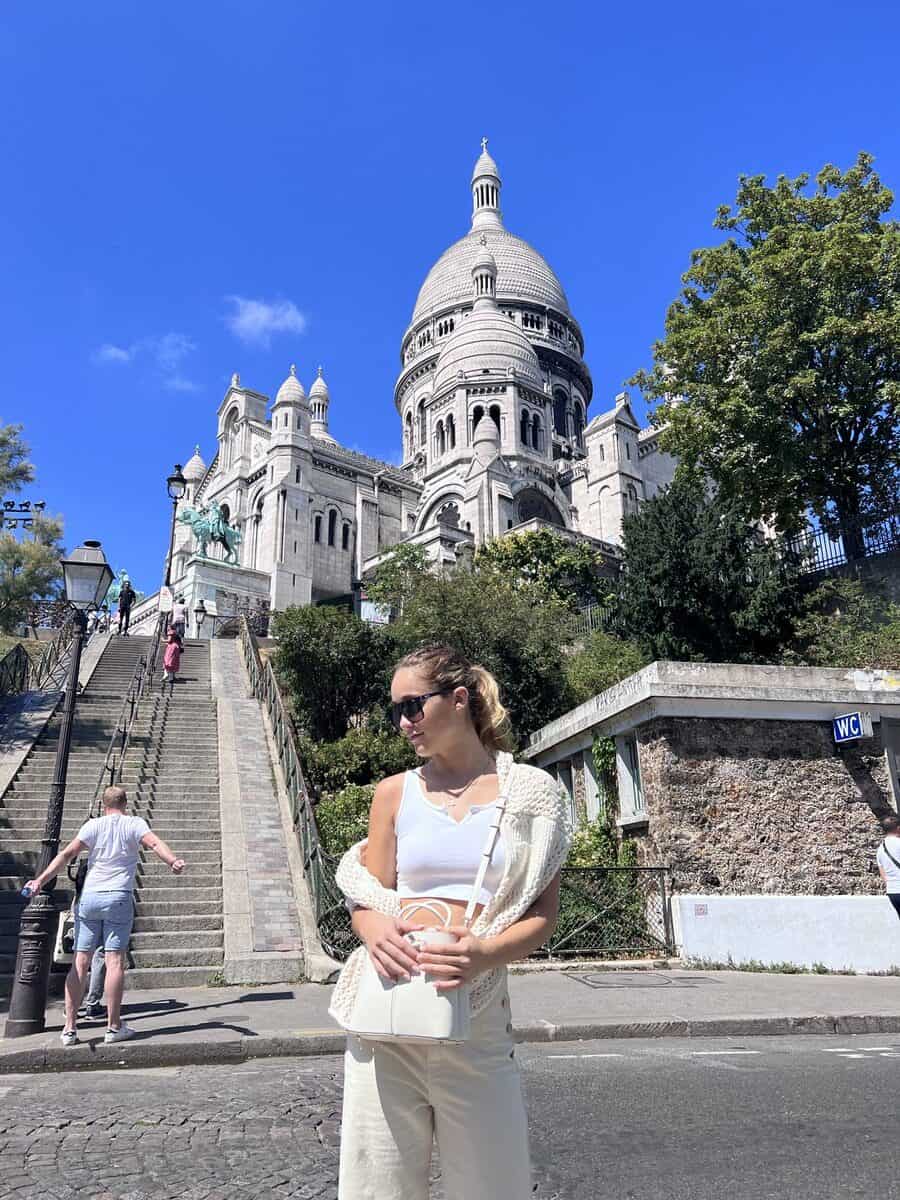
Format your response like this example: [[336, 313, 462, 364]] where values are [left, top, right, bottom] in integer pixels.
[[23, 785, 186, 1046], [117, 580, 136, 636], [162, 627, 183, 693]]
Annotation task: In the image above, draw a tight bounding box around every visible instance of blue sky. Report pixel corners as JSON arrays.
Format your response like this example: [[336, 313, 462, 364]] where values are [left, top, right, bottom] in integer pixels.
[[5, 1, 899, 593]]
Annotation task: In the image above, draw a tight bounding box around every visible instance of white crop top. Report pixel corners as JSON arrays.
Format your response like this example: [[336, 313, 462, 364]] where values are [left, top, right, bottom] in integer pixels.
[[395, 770, 506, 906]]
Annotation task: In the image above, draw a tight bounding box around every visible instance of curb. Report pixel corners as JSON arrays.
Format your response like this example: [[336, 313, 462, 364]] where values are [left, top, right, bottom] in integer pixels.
[[4, 1013, 900, 1074]]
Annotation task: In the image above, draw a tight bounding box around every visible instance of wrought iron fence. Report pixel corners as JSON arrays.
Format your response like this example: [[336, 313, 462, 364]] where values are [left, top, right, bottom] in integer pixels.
[[533, 866, 674, 959], [237, 615, 352, 959], [0, 619, 75, 697], [788, 509, 900, 574], [573, 599, 616, 637]]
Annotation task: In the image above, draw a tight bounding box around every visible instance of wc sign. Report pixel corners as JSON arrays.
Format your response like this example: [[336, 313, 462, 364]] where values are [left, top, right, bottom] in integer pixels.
[[832, 711, 873, 743]]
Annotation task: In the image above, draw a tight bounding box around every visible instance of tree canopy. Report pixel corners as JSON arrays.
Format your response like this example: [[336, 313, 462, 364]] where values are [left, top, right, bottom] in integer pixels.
[[0, 513, 64, 633], [616, 474, 804, 663], [474, 527, 610, 607], [0, 424, 34, 496], [632, 153, 900, 534]]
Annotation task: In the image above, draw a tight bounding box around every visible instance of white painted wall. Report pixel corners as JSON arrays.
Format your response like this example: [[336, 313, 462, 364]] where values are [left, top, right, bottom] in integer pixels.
[[674, 894, 900, 974]]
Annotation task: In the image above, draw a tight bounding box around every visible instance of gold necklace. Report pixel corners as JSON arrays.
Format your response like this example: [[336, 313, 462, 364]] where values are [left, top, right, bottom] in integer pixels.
[[429, 771, 483, 810]]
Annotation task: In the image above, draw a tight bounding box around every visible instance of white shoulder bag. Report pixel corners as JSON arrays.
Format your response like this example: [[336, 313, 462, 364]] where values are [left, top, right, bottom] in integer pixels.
[[343, 786, 508, 1044]]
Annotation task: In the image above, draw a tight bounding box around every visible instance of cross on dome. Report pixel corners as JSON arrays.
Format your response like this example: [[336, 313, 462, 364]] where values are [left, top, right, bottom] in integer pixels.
[[481, 136, 488, 153]]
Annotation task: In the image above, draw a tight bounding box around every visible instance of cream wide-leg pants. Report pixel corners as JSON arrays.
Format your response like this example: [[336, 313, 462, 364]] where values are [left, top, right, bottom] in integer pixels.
[[338, 987, 531, 1200]]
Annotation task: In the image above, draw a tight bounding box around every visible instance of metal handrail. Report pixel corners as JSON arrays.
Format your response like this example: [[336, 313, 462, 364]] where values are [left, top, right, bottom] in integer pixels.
[[237, 614, 352, 960], [29, 619, 76, 690], [0, 619, 76, 697], [87, 613, 166, 818]]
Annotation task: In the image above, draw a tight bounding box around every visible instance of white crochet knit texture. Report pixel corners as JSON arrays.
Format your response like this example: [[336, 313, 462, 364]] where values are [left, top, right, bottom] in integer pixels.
[[328, 752, 573, 1028]]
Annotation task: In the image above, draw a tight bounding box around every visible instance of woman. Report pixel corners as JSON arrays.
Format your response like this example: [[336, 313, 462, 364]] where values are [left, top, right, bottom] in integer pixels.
[[330, 644, 572, 1200], [161, 628, 183, 690]]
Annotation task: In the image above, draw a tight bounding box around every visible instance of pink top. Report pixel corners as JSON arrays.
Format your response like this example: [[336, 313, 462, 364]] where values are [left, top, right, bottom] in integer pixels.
[[163, 641, 182, 672]]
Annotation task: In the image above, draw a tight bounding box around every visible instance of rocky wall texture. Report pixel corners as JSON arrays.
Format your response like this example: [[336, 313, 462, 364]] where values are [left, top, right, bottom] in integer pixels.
[[634, 717, 893, 895]]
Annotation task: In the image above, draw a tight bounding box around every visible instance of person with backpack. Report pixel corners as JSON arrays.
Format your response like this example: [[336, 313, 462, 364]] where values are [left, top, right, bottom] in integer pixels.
[[876, 814, 900, 920]]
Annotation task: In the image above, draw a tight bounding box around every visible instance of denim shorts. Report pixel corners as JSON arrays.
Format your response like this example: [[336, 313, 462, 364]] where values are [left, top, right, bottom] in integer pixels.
[[74, 890, 135, 953]]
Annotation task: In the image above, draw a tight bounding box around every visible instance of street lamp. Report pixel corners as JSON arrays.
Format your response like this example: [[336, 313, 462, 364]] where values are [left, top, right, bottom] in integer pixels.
[[5, 540, 113, 1038], [193, 597, 206, 638], [164, 464, 186, 589]]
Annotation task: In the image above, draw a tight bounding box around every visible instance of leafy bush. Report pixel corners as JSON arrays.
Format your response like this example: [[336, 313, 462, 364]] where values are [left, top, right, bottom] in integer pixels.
[[300, 726, 416, 796], [782, 578, 900, 670], [273, 605, 394, 741], [566, 631, 648, 704], [314, 783, 374, 856], [475, 527, 610, 608]]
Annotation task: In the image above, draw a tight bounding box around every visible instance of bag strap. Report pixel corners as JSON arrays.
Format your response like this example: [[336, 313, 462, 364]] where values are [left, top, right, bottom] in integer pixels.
[[463, 784, 510, 929], [882, 840, 900, 871], [400, 899, 453, 927]]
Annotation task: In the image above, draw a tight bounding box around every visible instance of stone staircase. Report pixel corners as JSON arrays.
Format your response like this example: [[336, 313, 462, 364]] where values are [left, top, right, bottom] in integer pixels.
[[122, 639, 223, 988], [0, 635, 225, 995], [0, 635, 150, 994]]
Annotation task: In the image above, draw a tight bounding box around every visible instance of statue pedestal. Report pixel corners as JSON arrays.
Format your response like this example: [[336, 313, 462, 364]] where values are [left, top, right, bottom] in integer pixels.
[[172, 556, 271, 639]]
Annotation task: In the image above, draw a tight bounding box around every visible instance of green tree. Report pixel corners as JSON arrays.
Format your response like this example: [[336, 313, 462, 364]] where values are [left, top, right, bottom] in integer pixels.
[[391, 565, 576, 741], [364, 542, 430, 614], [616, 474, 804, 663], [0, 424, 35, 495], [0, 513, 64, 633], [313, 783, 374, 856], [475, 527, 610, 607], [272, 605, 393, 741], [298, 726, 415, 797], [566, 631, 648, 704], [783, 578, 900, 670], [632, 153, 900, 537]]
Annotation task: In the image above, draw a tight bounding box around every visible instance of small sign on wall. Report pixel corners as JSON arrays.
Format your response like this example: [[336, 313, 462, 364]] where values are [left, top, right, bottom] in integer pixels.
[[694, 903, 708, 917], [832, 711, 873, 743]]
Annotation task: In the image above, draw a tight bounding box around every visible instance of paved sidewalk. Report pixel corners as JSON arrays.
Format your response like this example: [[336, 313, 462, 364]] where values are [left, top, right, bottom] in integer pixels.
[[2, 964, 900, 1072]]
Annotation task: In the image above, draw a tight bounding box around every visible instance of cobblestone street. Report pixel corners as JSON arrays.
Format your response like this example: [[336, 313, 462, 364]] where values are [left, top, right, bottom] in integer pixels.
[[0, 1055, 561, 1200]]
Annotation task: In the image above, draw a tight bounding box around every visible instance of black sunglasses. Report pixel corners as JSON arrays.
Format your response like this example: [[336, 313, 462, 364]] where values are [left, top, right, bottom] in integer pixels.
[[390, 688, 452, 730]]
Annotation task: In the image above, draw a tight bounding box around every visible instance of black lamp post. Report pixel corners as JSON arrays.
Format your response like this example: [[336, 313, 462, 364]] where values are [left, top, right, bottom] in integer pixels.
[[164, 464, 187, 589], [5, 540, 113, 1038], [193, 597, 207, 639]]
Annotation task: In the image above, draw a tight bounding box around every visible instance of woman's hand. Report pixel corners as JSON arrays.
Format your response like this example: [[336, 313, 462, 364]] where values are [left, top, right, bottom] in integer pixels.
[[354, 910, 425, 982], [417, 926, 496, 992]]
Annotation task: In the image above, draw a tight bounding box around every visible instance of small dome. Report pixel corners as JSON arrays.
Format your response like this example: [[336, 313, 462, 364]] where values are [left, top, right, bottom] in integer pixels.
[[183, 446, 206, 481], [309, 366, 329, 398], [433, 308, 543, 395], [472, 238, 496, 274], [274, 364, 307, 406]]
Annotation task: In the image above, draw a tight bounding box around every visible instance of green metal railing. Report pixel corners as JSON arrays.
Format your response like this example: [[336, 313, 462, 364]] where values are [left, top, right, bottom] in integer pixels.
[[237, 615, 354, 959]]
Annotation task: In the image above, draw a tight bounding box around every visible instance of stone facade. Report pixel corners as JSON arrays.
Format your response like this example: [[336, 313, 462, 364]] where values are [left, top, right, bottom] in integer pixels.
[[634, 716, 892, 895], [147, 142, 674, 633]]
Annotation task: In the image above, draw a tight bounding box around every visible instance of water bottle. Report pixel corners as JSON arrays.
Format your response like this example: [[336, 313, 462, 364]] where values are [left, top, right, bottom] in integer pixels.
[[20, 884, 35, 899]]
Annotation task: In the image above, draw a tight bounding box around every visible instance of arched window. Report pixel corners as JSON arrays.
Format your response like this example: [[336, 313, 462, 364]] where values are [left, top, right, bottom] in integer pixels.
[[248, 493, 263, 570], [531, 414, 542, 451], [447, 414, 456, 449], [295, 466, 301, 484], [573, 401, 585, 447], [342, 522, 350, 551], [404, 411, 413, 458], [223, 408, 239, 469], [489, 404, 501, 432], [436, 420, 446, 456], [327, 510, 337, 547], [520, 409, 530, 444], [553, 390, 568, 437], [436, 501, 460, 528], [417, 399, 426, 446], [626, 484, 639, 515], [472, 405, 484, 435], [314, 514, 322, 543]]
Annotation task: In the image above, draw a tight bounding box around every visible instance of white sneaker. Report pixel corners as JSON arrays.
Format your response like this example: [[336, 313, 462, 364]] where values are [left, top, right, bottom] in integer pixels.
[[104, 1023, 137, 1044], [60, 1029, 78, 1047]]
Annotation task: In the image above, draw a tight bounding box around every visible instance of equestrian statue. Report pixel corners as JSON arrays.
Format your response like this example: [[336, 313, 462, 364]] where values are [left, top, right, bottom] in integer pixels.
[[178, 501, 242, 565]]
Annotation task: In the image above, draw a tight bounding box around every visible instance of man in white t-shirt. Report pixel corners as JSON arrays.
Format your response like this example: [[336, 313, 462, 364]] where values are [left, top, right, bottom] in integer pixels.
[[23, 786, 186, 1047], [876, 814, 900, 921]]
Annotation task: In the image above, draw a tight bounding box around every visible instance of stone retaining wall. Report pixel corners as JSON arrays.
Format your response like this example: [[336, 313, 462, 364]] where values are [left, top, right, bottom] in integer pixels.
[[634, 717, 892, 895]]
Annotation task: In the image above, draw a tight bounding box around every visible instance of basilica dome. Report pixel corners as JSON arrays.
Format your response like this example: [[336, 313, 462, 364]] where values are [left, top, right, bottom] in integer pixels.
[[412, 227, 570, 323], [433, 304, 543, 395]]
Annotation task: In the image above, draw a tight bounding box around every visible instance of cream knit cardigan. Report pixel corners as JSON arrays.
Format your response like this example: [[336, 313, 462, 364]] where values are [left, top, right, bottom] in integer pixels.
[[328, 751, 573, 1027]]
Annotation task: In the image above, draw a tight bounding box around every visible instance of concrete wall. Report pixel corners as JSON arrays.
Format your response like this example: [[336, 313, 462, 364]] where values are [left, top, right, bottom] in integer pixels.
[[674, 893, 900, 973], [636, 716, 892, 894]]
